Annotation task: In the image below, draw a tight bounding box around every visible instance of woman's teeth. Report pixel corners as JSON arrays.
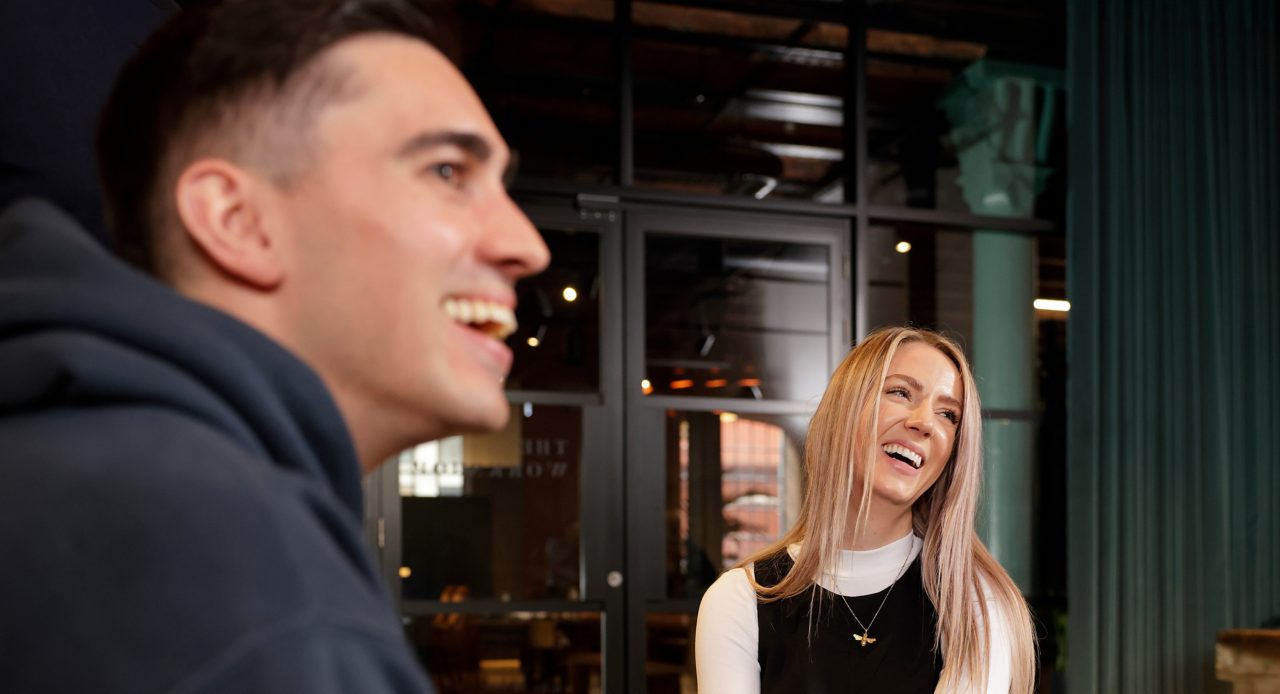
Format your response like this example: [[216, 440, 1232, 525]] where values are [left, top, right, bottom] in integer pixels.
[[883, 443, 923, 469], [443, 297, 517, 339]]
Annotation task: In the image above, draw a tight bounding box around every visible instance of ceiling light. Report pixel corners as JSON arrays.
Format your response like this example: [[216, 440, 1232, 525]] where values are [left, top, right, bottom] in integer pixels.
[[562, 286, 578, 302], [895, 241, 912, 254]]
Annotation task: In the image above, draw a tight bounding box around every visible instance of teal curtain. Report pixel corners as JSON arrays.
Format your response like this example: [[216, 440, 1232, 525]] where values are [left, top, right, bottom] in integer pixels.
[[1067, 0, 1279, 692]]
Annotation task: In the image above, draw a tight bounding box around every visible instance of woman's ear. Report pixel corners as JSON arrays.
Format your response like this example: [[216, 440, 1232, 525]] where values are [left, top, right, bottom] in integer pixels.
[[173, 158, 284, 289]]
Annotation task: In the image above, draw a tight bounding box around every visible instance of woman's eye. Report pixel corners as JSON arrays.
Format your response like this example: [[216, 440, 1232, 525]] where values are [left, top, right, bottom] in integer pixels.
[[887, 387, 910, 399], [940, 410, 960, 425]]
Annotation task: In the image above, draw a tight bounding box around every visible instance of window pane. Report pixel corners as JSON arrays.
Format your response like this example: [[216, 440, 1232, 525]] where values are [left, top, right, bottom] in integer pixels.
[[459, 0, 617, 185], [860, 222, 1065, 339], [399, 404, 582, 601], [865, 1, 1066, 219], [632, 2, 848, 201], [405, 611, 602, 694], [664, 410, 808, 599], [645, 612, 696, 693], [645, 234, 831, 402], [507, 228, 600, 392]]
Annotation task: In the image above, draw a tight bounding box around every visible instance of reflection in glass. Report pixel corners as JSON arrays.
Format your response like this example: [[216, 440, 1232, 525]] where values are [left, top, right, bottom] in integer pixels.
[[645, 235, 831, 402], [860, 222, 1065, 340], [405, 611, 602, 694], [645, 612, 696, 694], [632, 2, 847, 201], [458, 1, 616, 185], [864, 2, 1066, 218], [507, 228, 600, 392], [399, 405, 582, 602], [665, 410, 807, 599]]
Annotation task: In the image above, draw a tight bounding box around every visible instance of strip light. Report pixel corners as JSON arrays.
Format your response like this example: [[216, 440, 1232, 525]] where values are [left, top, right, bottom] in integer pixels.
[[1033, 298, 1071, 312]]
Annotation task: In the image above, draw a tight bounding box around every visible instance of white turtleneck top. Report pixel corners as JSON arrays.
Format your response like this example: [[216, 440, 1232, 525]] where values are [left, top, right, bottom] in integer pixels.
[[694, 533, 1014, 694]]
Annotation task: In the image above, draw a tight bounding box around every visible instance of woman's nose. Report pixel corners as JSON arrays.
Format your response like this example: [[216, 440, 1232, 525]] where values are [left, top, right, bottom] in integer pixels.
[[905, 403, 936, 437]]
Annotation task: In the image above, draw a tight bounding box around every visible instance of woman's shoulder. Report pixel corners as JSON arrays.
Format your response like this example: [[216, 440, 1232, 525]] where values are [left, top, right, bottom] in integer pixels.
[[696, 566, 763, 656], [698, 545, 801, 613], [749, 547, 798, 588], [969, 572, 1021, 659], [696, 570, 764, 694], [701, 565, 757, 611], [975, 573, 999, 603]]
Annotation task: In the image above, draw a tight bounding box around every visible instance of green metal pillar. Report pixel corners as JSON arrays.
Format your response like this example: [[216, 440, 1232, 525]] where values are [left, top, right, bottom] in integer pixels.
[[942, 60, 1060, 592]]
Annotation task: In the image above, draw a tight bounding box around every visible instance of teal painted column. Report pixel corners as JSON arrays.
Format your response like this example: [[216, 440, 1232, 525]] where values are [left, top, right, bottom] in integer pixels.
[[942, 61, 1061, 592], [971, 235, 1035, 591]]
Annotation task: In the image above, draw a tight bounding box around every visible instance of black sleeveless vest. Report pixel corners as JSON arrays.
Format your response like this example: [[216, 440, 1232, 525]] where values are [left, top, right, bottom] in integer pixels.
[[755, 551, 943, 694]]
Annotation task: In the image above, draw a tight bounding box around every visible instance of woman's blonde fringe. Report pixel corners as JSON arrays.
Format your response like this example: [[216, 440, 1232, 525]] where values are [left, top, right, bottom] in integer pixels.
[[737, 326, 1037, 694]]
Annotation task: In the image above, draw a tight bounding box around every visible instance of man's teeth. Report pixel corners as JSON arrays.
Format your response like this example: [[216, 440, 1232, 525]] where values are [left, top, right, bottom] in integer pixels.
[[443, 298, 517, 339], [883, 443, 923, 469]]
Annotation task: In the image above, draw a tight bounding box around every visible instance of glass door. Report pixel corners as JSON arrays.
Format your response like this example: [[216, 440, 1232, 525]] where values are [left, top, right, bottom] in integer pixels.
[[623, 209, 848, 692], [368, 201, 626, 693]]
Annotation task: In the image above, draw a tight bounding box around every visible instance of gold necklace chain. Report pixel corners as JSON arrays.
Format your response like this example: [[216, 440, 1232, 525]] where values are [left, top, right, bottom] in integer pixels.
[[837, 541, 914, 648]]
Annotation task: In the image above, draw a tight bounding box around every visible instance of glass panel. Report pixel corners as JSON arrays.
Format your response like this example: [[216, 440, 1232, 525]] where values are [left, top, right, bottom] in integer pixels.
[[632, 2, 848, 201], [405, 611, 602, 694], [864, 1, 1066, 219], [645, 234, 831, 402], [645, 612, 696, 694], [860, 222, 1065, 339], [664, 410, 808, 599], [458, 0, 617, 185], [507, 227, 600, 392], [399, 404, 582, 602]]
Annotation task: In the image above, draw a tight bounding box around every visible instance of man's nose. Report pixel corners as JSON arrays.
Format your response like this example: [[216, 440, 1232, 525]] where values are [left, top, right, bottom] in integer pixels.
[[486, 193, 551, 280]]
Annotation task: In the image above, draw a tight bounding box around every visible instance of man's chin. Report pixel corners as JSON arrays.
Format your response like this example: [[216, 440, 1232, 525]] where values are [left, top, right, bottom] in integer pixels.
[[436, 395, 511, 437], [475, 401, 511, 432]]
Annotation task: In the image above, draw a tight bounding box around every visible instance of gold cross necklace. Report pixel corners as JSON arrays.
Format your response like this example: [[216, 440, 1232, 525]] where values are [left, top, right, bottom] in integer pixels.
[[837, 542, 913, 648]]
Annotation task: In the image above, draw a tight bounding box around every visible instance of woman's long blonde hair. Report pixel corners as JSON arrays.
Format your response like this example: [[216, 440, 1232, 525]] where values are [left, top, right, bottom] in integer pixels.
[[740, 326, 1036, 693]]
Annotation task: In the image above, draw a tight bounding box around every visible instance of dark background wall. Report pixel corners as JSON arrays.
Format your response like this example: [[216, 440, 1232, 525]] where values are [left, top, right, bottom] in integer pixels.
[[0, 0, 174, 244]]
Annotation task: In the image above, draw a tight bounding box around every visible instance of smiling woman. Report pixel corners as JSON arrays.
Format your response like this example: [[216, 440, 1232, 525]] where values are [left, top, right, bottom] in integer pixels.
[[695, 326, 1037, 694]]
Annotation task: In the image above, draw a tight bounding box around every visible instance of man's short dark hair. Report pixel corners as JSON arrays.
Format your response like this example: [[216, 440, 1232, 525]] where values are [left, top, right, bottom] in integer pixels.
[[96, 0, 455, 274]]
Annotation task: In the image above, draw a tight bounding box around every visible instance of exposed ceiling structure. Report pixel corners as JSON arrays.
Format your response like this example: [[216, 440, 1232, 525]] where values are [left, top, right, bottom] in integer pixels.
[[462, 0, 1064, 208]]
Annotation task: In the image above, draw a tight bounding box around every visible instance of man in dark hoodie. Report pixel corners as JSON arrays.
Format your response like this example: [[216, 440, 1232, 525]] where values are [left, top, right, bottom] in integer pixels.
[[0, 1, 549, 692]]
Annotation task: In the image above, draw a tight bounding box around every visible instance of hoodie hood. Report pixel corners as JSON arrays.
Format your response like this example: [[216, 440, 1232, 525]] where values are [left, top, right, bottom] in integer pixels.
[[0, 198, 363, 516]]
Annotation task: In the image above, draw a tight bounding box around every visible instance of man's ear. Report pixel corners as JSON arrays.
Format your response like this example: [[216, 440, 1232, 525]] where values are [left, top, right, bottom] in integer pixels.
[[173, 158, 284, 290]]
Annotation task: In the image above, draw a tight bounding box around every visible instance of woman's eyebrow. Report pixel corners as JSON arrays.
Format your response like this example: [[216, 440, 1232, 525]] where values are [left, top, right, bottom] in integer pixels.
[[887, 373, 962, 409], [887, 373, 922, 390]]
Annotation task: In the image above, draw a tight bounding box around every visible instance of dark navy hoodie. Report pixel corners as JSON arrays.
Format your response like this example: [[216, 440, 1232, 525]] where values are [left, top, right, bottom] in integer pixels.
[[0, 199, 436, 693]]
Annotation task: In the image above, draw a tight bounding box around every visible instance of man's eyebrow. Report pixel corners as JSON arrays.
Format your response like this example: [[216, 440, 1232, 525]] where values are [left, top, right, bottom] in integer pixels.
[[394, 130, 493, 162], [886, 373, 962, 410], [503, 149, 521, 188]]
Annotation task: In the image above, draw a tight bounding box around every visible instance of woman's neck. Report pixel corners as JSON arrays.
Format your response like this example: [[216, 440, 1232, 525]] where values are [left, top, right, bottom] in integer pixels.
[[841, 507, 913, 550]]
